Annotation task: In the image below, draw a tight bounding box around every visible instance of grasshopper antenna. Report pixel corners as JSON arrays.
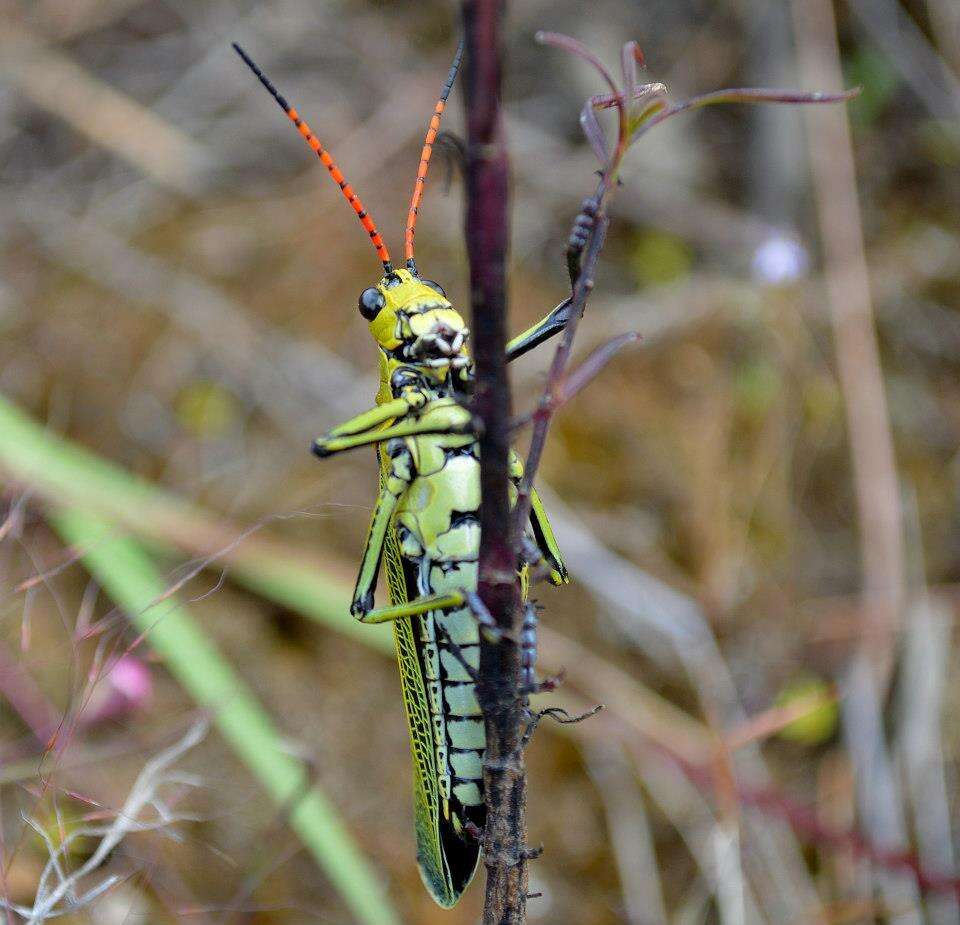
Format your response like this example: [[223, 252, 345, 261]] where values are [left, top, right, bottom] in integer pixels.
[[404, 39, 465, 275], [233, 42, 393, 274]]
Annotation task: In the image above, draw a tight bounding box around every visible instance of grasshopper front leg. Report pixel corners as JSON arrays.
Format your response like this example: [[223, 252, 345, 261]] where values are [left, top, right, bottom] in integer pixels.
[[315, 414, 472, 458], [313, 396, 414, 459], [313, 389, 471, 459], [505, 196, 599, 363], [350, 439, 413, 616], [347, 402, 477, 617]]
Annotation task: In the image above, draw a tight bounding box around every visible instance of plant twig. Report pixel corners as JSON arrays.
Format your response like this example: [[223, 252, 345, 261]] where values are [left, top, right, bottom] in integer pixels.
[[461, 2, 529, 922], [511, 194, 608, 534], [791, 0, 906, 685], [464, 24, 859, 921], [0, 721, 207, 924], [845, 0, 960, 121], [511, 32, 853, 541], [585, 742, 668, 925]]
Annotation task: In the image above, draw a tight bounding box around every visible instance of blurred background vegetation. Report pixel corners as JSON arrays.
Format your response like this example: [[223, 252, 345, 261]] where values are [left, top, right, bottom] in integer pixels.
[[1, 0, 959, 922]]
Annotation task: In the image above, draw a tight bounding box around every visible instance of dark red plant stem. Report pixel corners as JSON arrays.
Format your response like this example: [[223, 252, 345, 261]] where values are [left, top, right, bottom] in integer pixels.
[[659, 745, 960, 898], [463, 8, 511, 618], [511, 182, 609, 536], [461, 1, 529, 922]]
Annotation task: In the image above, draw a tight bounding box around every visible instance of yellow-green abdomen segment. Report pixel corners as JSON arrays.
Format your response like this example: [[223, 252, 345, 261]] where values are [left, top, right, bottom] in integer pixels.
[[382, 400, 485, 906]]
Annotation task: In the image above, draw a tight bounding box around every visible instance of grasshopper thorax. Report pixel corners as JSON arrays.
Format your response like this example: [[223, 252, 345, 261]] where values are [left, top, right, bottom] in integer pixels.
[[360, 268, 472, 403]]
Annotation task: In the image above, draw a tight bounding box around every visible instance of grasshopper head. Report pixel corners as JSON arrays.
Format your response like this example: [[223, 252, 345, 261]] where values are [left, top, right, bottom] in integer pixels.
[[359, 268, 471, 376]]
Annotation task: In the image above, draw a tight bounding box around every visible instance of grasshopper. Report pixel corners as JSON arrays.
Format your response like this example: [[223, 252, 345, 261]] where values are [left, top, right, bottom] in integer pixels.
[[235, 40, 591, 907]]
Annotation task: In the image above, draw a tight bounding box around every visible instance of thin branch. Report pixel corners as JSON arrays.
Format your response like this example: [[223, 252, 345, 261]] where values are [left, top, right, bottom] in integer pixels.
[[511, 332, 640, 431], [462, 2, 529, 923], [846, 0, 960, 121], [0, 721, 207, 924], [896, 595, 959, 924], [584, 743, 668, 925], [791, 0, 906, 684], [511, 195, 609, 536], [512, 34, 855, 540]]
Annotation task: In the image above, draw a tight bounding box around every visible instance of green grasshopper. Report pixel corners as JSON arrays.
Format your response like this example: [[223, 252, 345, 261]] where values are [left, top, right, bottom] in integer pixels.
[[235, 41, 592, 907]]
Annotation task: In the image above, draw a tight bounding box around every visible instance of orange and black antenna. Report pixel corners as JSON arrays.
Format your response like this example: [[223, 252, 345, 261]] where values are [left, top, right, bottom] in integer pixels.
[[233, 42, 393, 274], [404, 40, 465, 275]]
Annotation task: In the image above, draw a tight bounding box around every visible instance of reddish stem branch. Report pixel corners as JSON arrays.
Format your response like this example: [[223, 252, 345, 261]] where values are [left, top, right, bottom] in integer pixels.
[[512, 183, 610, 537], [465, 24, 862, 922], [653, 744, 960, 898]]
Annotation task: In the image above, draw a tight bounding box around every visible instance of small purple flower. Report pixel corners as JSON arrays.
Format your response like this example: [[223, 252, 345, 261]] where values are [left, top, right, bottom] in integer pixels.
[[752, 234, 809, 285], [84, 655, 153, 726]]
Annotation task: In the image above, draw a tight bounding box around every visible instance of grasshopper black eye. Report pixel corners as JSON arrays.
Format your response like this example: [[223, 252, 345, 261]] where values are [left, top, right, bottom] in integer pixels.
[[359, 287, 385, 320], [421, 279, 446, 297]]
